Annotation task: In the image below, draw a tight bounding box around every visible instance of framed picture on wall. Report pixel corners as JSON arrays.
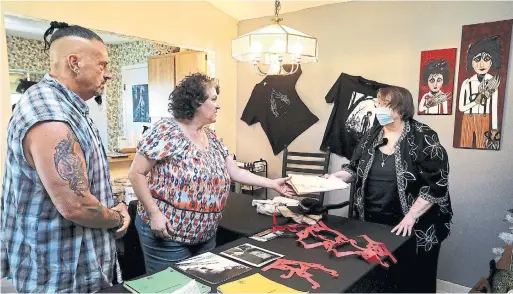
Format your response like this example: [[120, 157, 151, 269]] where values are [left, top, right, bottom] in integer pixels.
[[453, 19, 513, 150], [132, 84, 150, 123], [417, 48, 457, 115]]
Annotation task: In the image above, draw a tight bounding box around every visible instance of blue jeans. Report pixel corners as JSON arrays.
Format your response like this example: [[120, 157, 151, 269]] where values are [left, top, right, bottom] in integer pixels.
[[135, 214, 216, 274]]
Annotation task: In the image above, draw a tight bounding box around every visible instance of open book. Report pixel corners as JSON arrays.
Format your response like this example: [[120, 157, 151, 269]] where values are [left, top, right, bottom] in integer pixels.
[[287, 174, 349, 195]]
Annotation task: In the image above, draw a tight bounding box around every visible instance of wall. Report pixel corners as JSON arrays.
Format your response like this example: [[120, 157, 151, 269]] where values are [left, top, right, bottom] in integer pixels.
[[5, 35, 179, 151], [236, 1, 513, 287], [0, 1, 238, 182], [106, 40, 177, 150], [6, 36, 49, 71]]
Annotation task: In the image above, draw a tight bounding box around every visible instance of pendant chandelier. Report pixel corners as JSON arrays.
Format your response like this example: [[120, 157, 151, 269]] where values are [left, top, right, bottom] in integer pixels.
[[231, 0, 318, 76]]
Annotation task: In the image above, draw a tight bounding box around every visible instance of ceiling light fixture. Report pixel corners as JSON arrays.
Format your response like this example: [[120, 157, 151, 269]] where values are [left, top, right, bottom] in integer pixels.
[[231, 0, 318, 76]]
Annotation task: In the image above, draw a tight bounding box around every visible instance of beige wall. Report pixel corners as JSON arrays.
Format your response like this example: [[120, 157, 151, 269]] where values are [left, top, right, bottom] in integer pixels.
[[237, 1, 513, 287], [0, 1, 238, 182]]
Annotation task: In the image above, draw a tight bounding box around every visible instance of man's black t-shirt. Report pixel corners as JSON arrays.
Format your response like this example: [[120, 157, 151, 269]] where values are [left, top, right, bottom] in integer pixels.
[[241, 67, 318, 155], [320, 73, 390, 159]]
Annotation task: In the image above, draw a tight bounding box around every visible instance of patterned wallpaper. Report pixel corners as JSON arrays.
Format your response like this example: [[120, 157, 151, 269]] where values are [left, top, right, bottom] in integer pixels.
[[6, 36, 178, 151], [7, 36, 49, 73], [107, 41, 156, 150]]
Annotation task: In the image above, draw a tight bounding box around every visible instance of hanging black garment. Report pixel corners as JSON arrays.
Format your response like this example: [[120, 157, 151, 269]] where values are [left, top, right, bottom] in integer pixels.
[[320, 73, 390, 159], [241, 66, 318, 155]]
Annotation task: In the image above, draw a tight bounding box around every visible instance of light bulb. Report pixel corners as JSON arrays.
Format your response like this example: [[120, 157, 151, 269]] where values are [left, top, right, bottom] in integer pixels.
[[291, 43, 304, 55], [251, 42, 262, 53], [270, 38, 286, 53]]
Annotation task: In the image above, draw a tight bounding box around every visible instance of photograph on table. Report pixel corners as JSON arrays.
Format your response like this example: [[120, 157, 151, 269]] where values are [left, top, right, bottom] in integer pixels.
[[132, 84, 150, 123], [454, 19, 513, 150], [220, 243, 284, 267], [250, 229, 284, 242], [417, 48, 457, 115], [175, 252, 251, 284]]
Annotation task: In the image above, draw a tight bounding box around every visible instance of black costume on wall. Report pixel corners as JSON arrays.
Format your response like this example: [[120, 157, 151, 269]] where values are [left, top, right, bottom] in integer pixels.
[[320, 73, 390, 159], [241, 66, 318, 155]]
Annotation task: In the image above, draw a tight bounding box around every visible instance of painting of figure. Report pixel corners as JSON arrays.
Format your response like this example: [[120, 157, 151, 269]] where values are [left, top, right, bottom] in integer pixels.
[[132, 84, 150, 123], [418, 49, 456, 115], [453, 20, 512, 150]]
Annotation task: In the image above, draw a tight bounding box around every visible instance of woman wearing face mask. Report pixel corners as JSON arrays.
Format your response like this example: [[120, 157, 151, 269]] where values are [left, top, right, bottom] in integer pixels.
[[129, 73, 295, 273], [325, 86, 453, 292]]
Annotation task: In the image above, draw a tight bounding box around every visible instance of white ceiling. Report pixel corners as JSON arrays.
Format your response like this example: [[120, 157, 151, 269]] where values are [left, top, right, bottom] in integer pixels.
[[206, 0, 346, 21], [4, 2, 346, 42], [4, 14, 135, 44]]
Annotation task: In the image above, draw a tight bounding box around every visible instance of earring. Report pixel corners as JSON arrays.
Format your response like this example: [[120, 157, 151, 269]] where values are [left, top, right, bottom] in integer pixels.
[[73, 67, 80, 73]]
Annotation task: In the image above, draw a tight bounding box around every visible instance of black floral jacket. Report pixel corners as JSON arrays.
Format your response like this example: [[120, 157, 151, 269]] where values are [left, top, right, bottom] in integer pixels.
[[342, 119, 453, 252]]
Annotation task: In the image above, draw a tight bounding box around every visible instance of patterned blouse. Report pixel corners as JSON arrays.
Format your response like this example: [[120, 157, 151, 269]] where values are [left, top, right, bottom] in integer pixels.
[[137, 118, 231, 244], [342, 120, 453, 253]]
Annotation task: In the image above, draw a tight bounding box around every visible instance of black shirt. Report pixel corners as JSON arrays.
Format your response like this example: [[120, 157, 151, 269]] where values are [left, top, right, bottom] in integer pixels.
[[320, 73, 389, 159], [365, 149, 401, 215], [241, 67, 319, 155]]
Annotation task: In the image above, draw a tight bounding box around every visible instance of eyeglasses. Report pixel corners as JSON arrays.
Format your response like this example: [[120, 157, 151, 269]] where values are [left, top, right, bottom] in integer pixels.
[[373, 98, 391, 108]]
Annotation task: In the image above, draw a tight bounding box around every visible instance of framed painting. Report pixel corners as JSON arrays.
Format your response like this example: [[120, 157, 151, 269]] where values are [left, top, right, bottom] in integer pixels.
[[418, 48, 457, 115], [453, 19, 513, 150], [132, 84, 150, 123]]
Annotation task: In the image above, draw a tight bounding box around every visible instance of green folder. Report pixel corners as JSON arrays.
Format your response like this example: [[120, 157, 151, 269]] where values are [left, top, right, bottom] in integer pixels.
[[123, 267, 211, 293]]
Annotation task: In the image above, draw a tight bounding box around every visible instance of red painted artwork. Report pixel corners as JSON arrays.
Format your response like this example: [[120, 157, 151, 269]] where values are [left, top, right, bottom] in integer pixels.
[[417, 48, 457, 115], [453, 19, 513, 150]]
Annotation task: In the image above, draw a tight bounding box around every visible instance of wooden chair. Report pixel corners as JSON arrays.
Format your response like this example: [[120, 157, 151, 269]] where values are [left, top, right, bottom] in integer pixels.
[[282, 146, 331, 204]]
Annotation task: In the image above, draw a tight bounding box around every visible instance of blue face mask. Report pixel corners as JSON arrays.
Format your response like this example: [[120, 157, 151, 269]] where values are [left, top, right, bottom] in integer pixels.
[[375, 107, 394, 126]]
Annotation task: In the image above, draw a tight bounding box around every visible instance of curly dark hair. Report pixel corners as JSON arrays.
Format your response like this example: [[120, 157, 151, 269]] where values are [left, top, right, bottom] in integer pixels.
[[466, 35, 502, 72], [422, 59, 450, 85], [168, 73, 220, 119]]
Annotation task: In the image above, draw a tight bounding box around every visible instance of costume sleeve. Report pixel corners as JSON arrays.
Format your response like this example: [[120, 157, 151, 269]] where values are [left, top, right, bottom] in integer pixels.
[[340, 128, 370, 179], [241, 88, 260, 125], [416, 130, 450, 204], [325, 73, 343, 103], [458, 79, 477, 112]]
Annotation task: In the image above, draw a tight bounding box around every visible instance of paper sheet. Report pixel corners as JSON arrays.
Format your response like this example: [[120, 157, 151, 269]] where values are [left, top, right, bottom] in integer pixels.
[[287, 174, 349, 195]]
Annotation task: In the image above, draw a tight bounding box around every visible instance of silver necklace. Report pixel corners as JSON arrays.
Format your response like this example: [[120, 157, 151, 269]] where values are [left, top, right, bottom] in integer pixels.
[[380, 150, 392, 167]]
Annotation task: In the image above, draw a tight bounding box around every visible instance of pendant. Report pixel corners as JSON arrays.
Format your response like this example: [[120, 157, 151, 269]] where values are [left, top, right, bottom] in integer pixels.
[[381, 162, 385, 167]]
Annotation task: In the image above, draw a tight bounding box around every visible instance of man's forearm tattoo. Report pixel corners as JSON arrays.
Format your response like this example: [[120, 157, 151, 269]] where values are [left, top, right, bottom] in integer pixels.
[[54, 132, 89, 197], [86, 203, 121, 224]]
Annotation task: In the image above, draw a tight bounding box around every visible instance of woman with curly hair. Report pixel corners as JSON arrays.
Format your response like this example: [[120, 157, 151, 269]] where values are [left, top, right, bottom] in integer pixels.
[[128, 73, 295, 273]]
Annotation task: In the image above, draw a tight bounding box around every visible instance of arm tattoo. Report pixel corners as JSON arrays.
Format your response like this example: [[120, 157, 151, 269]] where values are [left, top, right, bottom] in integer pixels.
[[86, 203, 121, 224], [108, 210, 121, 223], [54, 132, 89, 197], [86, 203, 103, 217]]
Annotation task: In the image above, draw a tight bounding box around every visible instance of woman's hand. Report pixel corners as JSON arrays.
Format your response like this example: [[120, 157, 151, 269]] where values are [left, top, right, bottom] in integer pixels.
[[149, 211, 173, 239], [270, 176, 296, 197], [391, 215, 416, 237]]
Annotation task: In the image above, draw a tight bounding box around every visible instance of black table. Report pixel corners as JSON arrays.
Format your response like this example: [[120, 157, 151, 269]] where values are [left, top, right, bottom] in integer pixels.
[[218, 192, 289, 236], [216, 193, 289, 246], [103, 208, 411, 293], [212, 215, 410, 293]]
